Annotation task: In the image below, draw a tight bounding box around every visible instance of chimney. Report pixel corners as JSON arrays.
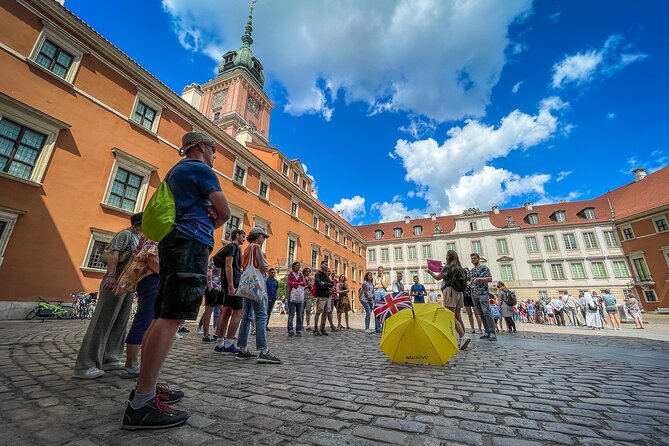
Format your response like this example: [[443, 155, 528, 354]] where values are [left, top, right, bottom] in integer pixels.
[[181, 83, 203, 110], [430, 213, 436, 221], [404, 215, 410, 224], [492, 205, 500, 214], [631, 168, 647, 182], [523, 202, 533, 211]]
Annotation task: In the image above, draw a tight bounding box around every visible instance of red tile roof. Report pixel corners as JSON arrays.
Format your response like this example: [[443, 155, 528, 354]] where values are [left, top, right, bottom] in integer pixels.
[[489, 198, 613, 229], [357, 216, 457, 242], [603, 167, 669, 220]]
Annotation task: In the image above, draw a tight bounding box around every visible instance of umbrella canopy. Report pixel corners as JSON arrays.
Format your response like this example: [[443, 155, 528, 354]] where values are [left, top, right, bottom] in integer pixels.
[[380, 303, 459, 365]]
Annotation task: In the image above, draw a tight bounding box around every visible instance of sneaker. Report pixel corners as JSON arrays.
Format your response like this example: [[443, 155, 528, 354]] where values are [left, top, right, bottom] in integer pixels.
[[122, 396, 189, 430], [459, 336, 471, 351], [296, 332, 302, 337], [197, 327, 204, 335], [479, 334, 490, 339], [320, 329, 329, 336], [313, 330, 322, 336], [202, 335, 217, 343], [288, 332, 295, 337], [175, 333, 183, 340], [177, 327, 190, 333], [72, 367, 104, 379], [488, 335, 497, 341], [101, 361, 125, 371], [306, 326, 312, 331], [121, 365, 140, 379], [236, 350, 256, 360], [257, 351, 282, 364], [221, 344, 239, 355], [128, 383, 184, 404]]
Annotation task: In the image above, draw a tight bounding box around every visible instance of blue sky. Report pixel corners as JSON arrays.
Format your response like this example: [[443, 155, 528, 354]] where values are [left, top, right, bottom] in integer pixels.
[[65, 0, 667, 224]]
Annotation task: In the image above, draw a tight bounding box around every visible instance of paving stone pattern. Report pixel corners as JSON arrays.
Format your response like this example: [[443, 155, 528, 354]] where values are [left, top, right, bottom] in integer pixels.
[[0, 318, 668, 445]]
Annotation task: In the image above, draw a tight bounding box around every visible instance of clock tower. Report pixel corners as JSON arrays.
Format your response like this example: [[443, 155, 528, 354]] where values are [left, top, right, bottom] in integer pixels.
[[182, 2, 273, 146]]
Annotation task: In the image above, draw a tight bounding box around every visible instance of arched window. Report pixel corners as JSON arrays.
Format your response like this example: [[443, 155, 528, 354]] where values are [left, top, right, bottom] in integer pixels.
[[374, 230, 384, 240], [413, 225, 423, 235]]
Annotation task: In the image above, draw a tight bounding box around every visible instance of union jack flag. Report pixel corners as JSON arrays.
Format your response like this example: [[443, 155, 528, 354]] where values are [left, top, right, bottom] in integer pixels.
[[374, 291, 413, 324]]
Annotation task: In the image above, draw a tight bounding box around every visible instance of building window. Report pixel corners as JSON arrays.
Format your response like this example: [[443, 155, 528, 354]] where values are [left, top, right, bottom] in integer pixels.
[[408, 246, 417, 260], [499, 264, 514, 281], [374, 230, 384, 240], [334, 258, 340, 275], [259, 181, 269, 200], [526, 213, 539, 225], [394, 247, 403, 261], [334, 229, 340, 243], [213, 112, 220, 120], [311, 249, 318, 269], [247, 97, 260, 118], [212, 89, 228, 108], [643, 290, 658, 303], [563, 234, 578, 250], [282, 162, 289, 176], [313, 214, 319, 229], [544, 235, 558, 251], [82, 228, 114, 272], [351, 265, 356, 282], [538, 290, 548, 300], [583, 208, 596, 220], [35, 39, 74, 79], [224, 215, 242, 241], [526, 237, 539, 253], [421, 245, 432, 259], [381, 248, 390, 262], [591, 262, 607, 278], [583, 232, 598, 249], [0, 207, 22, 268], [469, 221, 478, 231], [0, 118, 47, 181], [393, 228, 403, 238], [550, 263, 566, 280], [570, 263, 586, 279], [471, 240, 482, 255], [324, 223, 330, 237], [496, 239, 509, 255], [612, 261, 630, 278], [413, 225, 423, 236], [632, 258, 651, 281], [446, 242, 456, 253], [29, 27, 84, 83], [553, 211, 567, 222], [408, 270, 418, 281], [424, 270, 435, 284], [531, 265, 545, 280], [654, 218, 669, 233], [102, 148, 155, 214], [604, 231, 618, 248], [290, 201, 299, 218], [293, 171, 299, 184], [233, 163, 246, 185], [132, 100, 157, 131], [302, 179, 308, 191], [287, 239, 297, 265], [622, 227, 634, 240], [368, 249, 376, 262], [343, 235, 347, 248]]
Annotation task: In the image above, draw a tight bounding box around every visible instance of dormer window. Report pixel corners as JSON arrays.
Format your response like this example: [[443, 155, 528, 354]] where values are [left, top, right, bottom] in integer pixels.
[[551, 211, 566, 222], [393, 228, 403, 238], [282, 162, 289, 176], [582, 208, 596, 220], [302, 179, 307, 191], [374, 230, 384, 240], [525, 213, 539, 225], [293, 172, 299, 184], [413, 225, 423, 236]]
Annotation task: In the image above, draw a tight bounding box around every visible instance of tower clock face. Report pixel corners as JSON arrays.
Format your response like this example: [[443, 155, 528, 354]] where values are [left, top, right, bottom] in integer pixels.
[[247, 96, 260, 117], [212, 89, 228, 108]]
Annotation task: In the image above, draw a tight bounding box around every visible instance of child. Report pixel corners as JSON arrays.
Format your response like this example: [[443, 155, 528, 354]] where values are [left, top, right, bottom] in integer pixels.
[[490, 298, 502, 332]]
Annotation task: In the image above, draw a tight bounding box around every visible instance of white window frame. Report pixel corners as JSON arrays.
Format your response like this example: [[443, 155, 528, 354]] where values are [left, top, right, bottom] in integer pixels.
[[28, 24, 85, 84], [81, 227, 115, 273], [374, 230, 383, 240], [499, 264, 514, 281], [653, 216, 669, 233], [324, 223, 330, 238], [527, 214, 539, 225], [252, 215, 270, 253], [408, 245, 417, 260], [621, 225, 635, 240], [282, 162, 289, 176], [550, 263, 566, 280], [604, 231, 619, 248], [583, 208, 596, 220], [525, 236, 539, 253], [554, 211, 567, 222], [570, 262, 587, 279], [393, 228, 403, 238], [311, 246, 319, 269], [287, 235, 298, 266], [381, 248, 390, 262], [334, 229, 340, 243], [590, 261, 608, 279], [423, 270, 435, 284], [530, 264, 546, 280], [612, 260, 630, 278], [130, 90, 164, 134], [232, 158, 249, 187], [394, 246, 403, 261], [101, 148, 157, 215], [583, 232, 599, 249], [544, 235, 558, 251], [471, 240, 482, 255], [0, 93, 70, 185], [469, 221, 478, 231], [413, 225, 423, 236], [563, 233, 578, 250], [258, 174, 270, 201], [313, 213, 319, 230], [290, 198, 299, 218], [643, 290, 658, 303], [446, 242, 456, 253], [223, 203, 247, 241], [368, 249, 377, 263], [421, 244, 432, 259], [0, 206, 24, 268], [496, 238, 509, 255]]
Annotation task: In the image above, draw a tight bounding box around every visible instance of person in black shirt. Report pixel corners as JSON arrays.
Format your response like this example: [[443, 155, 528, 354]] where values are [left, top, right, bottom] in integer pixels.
[[213, 229, 245, 354], [313, 260, 333, 336]]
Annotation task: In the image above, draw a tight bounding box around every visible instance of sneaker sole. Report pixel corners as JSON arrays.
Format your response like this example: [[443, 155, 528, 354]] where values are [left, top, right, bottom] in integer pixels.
[[460, 338, 471, 350], [235, 356, 255, 360], [257, 359, 282, 364], [122, 417, 188, 430]]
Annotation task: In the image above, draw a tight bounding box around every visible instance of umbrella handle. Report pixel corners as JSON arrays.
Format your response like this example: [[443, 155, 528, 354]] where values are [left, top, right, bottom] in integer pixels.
[[432, 306, 444, 323]]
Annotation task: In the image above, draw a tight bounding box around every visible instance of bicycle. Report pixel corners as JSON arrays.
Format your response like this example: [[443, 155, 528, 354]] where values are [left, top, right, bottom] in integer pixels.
[[71, 291, 97, 319], [25, 297, 76, 320]]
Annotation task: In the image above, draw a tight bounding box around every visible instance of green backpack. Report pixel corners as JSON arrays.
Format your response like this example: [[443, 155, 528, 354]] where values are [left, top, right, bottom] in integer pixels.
[[142, 177, 176, 242]]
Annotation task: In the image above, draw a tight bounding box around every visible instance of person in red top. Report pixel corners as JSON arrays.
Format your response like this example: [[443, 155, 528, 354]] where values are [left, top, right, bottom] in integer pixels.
[[286, 261, 306, 336]]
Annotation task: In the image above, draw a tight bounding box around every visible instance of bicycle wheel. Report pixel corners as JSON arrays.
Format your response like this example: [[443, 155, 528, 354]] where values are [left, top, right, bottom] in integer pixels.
[[57, 306, 76, 319], [25, 308, 39, 320]]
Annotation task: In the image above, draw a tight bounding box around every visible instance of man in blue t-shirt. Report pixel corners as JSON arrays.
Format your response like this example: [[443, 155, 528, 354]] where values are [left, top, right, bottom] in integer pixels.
[[410, 275, 426, 304], [265, 269, 279, 330], [124, 131, 231, 431]]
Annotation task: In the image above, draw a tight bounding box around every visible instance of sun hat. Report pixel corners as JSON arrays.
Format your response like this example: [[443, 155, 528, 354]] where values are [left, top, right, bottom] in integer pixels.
[[179, 131, 216, 156], [130, 212, 143, 227], [248, 226, 270, 238]]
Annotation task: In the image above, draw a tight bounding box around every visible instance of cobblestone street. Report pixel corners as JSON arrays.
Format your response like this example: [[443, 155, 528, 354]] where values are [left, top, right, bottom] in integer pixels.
[[1, 314, 668, 446]]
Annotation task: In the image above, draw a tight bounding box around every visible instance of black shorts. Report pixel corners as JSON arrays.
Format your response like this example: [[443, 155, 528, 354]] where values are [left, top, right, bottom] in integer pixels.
[[204, 288, 219, 307], [463, 293, 474, 307], [219, 289, 243, 311], [154, 230, 211, 320]]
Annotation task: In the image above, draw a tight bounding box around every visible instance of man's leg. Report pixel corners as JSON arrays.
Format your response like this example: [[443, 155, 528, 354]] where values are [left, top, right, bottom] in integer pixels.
[[215, 306, 231, 339], [266, 300, 276, 328], [201, 306, 214, 338], [237, 299, 254, 352], [226, 310, 243, 341], [477, 295, 496, 337], [135, 318, 183, 394], [253, 299, 268, 352]]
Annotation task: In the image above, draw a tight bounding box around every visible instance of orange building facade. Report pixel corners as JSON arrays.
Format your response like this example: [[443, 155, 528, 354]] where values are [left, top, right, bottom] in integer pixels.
[[0, 0, 366, 318]]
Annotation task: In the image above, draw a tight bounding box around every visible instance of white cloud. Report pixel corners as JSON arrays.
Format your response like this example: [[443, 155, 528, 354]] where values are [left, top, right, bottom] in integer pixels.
[[555, 170, 573, 182], [371, 201, 423, 223], [511, 81, 523, 93], [552, 34, 647, 89], [606, 112, 617, 120], [332, 195, 366, 222], [162, 0, 533, 122], [625, 150, 668, 174], [392, 97, 567, 214], [549, 12, 561, 23], [399, 116, 438, 139]]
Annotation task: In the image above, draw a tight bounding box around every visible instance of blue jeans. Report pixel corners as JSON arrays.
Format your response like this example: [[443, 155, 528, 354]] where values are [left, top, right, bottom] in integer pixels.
[[238, 298, 268, 351], [374, 290, 387, 332], [287, 301, 304, 334], [472, 293, 496, 335], [360, 299, 372, 330], [125, 274, 159, 345]]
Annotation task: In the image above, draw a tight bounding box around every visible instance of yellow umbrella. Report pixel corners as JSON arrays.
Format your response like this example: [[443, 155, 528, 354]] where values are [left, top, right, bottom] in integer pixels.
[[380, 303, 459, 365]]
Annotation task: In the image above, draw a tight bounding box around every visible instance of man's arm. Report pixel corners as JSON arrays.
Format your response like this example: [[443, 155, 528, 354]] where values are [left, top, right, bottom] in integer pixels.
[[103, 251, 120, 290], [225, 256, 236, 296], [208, 190, 231, 229]]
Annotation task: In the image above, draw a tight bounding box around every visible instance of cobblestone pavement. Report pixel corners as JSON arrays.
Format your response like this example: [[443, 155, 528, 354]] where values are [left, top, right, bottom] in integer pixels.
[[1, 314, 668, 446]]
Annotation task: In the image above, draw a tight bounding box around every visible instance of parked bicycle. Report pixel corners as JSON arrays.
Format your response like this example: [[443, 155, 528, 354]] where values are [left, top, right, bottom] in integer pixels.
[[25, 297, 76, 320], [71, 291, 97, 319]]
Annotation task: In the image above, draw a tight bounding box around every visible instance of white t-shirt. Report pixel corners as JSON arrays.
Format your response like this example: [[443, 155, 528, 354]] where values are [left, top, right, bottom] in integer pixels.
[[550, 299, 564, 311], [428, 291, 438, 302]]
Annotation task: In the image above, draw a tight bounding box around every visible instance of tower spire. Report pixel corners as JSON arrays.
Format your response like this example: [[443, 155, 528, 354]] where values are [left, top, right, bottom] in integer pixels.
[[241, 0, 256, 48]]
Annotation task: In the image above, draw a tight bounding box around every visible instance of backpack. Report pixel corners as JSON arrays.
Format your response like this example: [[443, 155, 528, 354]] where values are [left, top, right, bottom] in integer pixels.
[[503, 289, 517, 306], [142, 177, 176, 242], [445, 266, 467, 293]]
